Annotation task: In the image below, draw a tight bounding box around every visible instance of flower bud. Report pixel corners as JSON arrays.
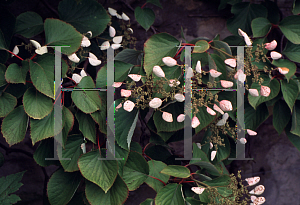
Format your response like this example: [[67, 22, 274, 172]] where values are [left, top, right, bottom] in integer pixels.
[[249, 185, 265, 195], [238, 28, 252, 46], [169, 79, 180, 87], [270, 51, 282, 60], [219, 100, 232, 111], [278, 67, 289, 75], [122, 12, 130, 21], [121, 89, 131, 97], [265, 40, 277, 50], [245, 176, 260, 186], [209, 69, 222, 78], [68, 53, 80, 63], [149, 98, 162, 108], [260, 85, 270, 97], [196, 60, 201, 73], [224, 58, 236, 67], [81, 36, 91, 47], [108, 8, 117, 16], [123, 100, 135, 112], [220, 80, 234, 88], [113, 82, 122, 88], [109, 26, 116, 37], [249, 89, 259, 97], [174, 93, 185, 102], [128, 74, 141, 82], [113, 36, 123, 44], [213, 104, 224, 115], [206, 106, 216, 115], [247, 129, 257, 136], [11, 45, 19, 57], [100, 41, 110, 50], [162, 112, 173, 122], [191, 187, 205, 195], [211, 150, 217, 161], [153, 66, 165, 77], [177, 114, 185, 122], [239, 138, 247, 144], [162, 56, 177, 67], [192, 116, 200, 128], [88, 52, 101, 66]]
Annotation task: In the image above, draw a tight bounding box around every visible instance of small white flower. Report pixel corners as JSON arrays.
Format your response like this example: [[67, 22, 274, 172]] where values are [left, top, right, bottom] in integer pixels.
[[213, 104, 224, 115], [81, 36, 91, 47], [206, 106, 216, 115], [169, 79, 180, 87], [220, 80, 234, 88], [122, 12, 130, 21], [80, 143, 86, 154], [260, 85, 271, 97], [116, 13, 122, 19], [210, 142, 213, 149], [162, 56, 177, 67], [127, 28, 133, 34], [88, 52, 101, 66], [239, 138, 247, 144], [192, 116, 200, 128], [72, 74, 82, 84], [35, 46, 48, 55], [80, 69, 87, 77], [270, 51, 282, 60], [238, 28, 252, 46], [108, 7, 117, 16], [174, 93, 185, 102], [247, 129, 257, 136], [224, 58, 236, 67], [177, 114, 185, 122], [121, 89, 131, 97], [265, 40, 277, 50], [219, 100, 233, 111], [128, 74, 141, 82], [278, 67, 289, 75], [113, 36, 123, 44], [186, 67, 194, 78], [153, 66, 165, 78], [123, 100, 135, 112], [11, 46, 19, 57], [249, 185, 265, 195], [112, 82, 122, 88], [68, 53, 80, 63], [162, 112, 173, 122], [115, 103, 122, 111], [191, 187, 205, 195], [109, 26, 116, 37], [245, 176, 260, 186], [209, 69, 222, 78], [112, 43, 121, 50], [196, 60, 201, 73], [149, 98, 162, 109], [30, 40, 41, 49], [100, 41, 110, 50], [211, 150, 217, 161], [249, 89, 259, 97], [196, 143, 201, 149]]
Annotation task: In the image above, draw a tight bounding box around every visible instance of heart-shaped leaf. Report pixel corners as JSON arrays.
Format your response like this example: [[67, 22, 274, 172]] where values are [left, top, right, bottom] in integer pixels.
[[15, 12, 43, 38], [155, 183, 184, 205], [134, 6, 155, 31], [0, 92, 17, 117], [251, 17, 272, 38], [273, 100, 291, 135], [279, 15, 300, 44]]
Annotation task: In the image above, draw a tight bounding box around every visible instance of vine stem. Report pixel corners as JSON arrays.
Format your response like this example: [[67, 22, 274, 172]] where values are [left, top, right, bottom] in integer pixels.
[[6, 50, 24, 61], [141, 2, 147, 9], [209, 45, 234, 58], [148, 175, 166, 185]]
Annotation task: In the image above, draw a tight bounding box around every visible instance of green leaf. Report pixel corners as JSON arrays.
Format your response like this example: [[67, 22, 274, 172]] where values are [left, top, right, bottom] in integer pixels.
[[161, 165, 190, 178], [0, 92, 17, 117], [244, 101, 269, 131], [44, 18, 83, 55], [272, 59, 297, 82], [273, 100, 291, 135], [115, 144, 129, 176], [144, 33, 180, 76], [0, 8, 15, 51], [140, 198, 154, 205], [293, 0, 300, 15], [85, 175, 128, 205], [58, 0, 110, 37], [147, 0, 163, 8], [211, 40, 232, 60], [0, 29, 8, 50], [193, 40, 210, 53], [47, 168, 82, 205], [282, 40, 300, 63], [30, 109, 63, 145], [62, 106, 75, 148], [33, 138, 61, 167], [285, 117, 300, 152], [155, 183, 184, 205], [134, 7, 155, 31], [61, 134, 84, 172], [279, 15, 300, 44], [75, 110, 96, 144], [78, 150, 118, 193], [23, 87, 53, 119], [90, 109, 107, 135], [0, 63, 7, 87], [114, 99, 139, 150], [115, 49, 143, 65], [227, 2, 267, 36], [14, 12, 43, 38], [71, 76, 102, 113], [145, 160, 169, 192], [248, 74, 280, 109], [1, 105, 28, 146], [0, 152, 4, 167], [262, 0, 280, 24], [122, 151, 149, 191], [281, 79, 298, 112], [0, 171, 25, 205], [5, 62, 29, 84], [251, 17, 272, 38], [29, 54, 68, 99], [195, 104, 216, 134], [291, 101, 300, 136]]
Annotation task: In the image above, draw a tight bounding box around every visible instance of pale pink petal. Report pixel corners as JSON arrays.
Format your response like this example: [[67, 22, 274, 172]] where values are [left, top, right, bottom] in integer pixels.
[[149, 98, 162, 108], [211, 150, 217, 161], [109, 26, 116, 37], [196, 143, 201, 149], [213, 104, 224, 115], [220, 80, 234, 88], [192, 116, 200, 128], [247, 129, 257, 136], [177, 114, 185, 122], [249, 89, 259, 97], [115, 103, 122, 111], [265, 40, 277, 50], [260, 85, 271, 97], [219, 100, 233, 111], [191, 187, 205, 195], [249, 185, 265, 195], [162, 112, 173, 122], [162, 56, 177, 67], [174, 93, 185, 102], [169, 79, 180, 87], [209, 69, 222, 78], [206, 106, 216, 115], [113, 82, 122, 88], [210, 142, 213, 149], [270, 51, 282, 60], [239, 138, 247, 144], [196, 60, 201, 73], [278, 67, 289, 75], [81, 36, 91, 47], [245, 176, 260, 186], [128, 74, 141, 82], [224, 58, 236, 67], [153, 66, 165, 77], [123, 100, 135, 112], [121, 89, 131, 97]]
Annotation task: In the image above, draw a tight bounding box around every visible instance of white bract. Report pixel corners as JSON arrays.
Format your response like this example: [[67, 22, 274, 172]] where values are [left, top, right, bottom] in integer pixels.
[[238, 28, 252, 46], [81, 36, 91, 47], [72, 74, 82, 84], [265, 40, 277, 50], [108, 7, 117, 16], [191, 187, 205, 195], [80, 69, 87, 77], [153, 66, 165, 77], [177, 114, 185, 122], [113, 36, 123, 44], [112, 43, 121, 50], [224, 58, 236, 67], [128, 74, 141, 82], [88, 52, 101, 66], [196, 60, 201, 73], [30, 40, 41, 49], [122, 12, 130, 21], [209, 69, 222, 78], [211, 150, 217, 161], [35, 46, 48, 55], [249, 89, 259, 97], [191, 116, 200, 128], [11, 46, 19, 57], [162, 112, 173, 122], [100, 41, 110, 50], [174, 93, 185, 102], [219, 100, 232, 111], [121, 89, 131, 97], [247, 129, 257, 136], [270, 51, 282, 60], [220, 80, 234, 88], [149, 98, 162, 109], [162, 56, 177, 67], [68, 53, 80, 63], [123, 100, 135, 112], [109, 26, 116, 37]]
